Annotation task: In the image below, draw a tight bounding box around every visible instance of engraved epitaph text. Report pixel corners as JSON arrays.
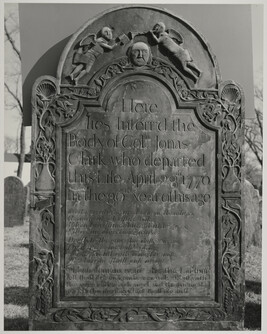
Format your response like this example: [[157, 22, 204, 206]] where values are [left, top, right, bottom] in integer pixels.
[[63, 78, 216, 299]]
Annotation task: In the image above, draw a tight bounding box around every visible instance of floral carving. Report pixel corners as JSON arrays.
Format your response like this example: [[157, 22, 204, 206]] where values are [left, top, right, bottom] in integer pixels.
[[39, 209, 55, 246], [177, 82, 243, 320], [34, 80, 78, 193], [221, 197, 242, 317], [179, 83, 242, 191], [34, 250, 54, 315], [52, 307, 225, 323]]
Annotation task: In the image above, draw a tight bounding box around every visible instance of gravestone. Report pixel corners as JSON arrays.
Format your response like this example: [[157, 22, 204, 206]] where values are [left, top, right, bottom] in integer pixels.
[[244, 179, 260, 248], [4, 176, 26, 227], [29, 5, 245, 330]]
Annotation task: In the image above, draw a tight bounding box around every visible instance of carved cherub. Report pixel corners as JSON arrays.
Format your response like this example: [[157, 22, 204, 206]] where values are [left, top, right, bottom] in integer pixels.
[[150, 22, 202, 83], [69, 27, 118, 85]]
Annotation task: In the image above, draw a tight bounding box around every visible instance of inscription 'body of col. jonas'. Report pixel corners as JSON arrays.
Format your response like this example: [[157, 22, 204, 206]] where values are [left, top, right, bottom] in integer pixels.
[[30, 5, 244, 331]]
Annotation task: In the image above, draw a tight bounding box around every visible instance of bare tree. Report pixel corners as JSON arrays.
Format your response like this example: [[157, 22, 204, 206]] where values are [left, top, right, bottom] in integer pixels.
[[244, 84, 263, 193], [4, 6, 25, 178], [245, 87, 263, 167], [4, 136, 18, 153]]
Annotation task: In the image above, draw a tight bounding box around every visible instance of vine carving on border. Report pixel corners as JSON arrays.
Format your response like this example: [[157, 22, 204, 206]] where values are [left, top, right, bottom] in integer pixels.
[[179, 83, 242, 190], [179, 83, 243, 320], [51, 306, 225, 323], [32, 79, 78, 319], [35, 82, 78, 193], [221, 197, 242, 318], [34, 249, 54, 316]]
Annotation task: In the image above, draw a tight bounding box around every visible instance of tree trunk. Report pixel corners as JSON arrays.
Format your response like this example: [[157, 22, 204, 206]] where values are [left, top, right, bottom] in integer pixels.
[[17, 120, 25, 178]]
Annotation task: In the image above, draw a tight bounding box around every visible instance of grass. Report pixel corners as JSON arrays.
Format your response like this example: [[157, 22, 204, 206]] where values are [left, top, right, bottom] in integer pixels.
[[4, 220, 262, 330], [244, 245, 262, 330], [4, 219, 29, 330]]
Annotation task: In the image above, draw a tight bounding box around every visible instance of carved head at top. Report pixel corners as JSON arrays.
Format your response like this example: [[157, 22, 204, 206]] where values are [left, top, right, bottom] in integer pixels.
[[100, 27, 113, 41], [128, 42, 152, 66], [153, 22, 166, 34]]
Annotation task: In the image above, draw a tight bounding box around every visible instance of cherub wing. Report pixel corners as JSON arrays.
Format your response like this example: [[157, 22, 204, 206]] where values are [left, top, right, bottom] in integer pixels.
[[79, 33, 96, 46], [166, 28, 184, 45]]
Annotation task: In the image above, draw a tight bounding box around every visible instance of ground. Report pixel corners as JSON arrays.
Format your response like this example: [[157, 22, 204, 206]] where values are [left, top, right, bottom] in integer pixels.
[[4, 220, 262, 330]]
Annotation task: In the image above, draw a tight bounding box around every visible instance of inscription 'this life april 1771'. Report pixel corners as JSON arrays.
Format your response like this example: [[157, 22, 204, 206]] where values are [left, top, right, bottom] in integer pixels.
[[64, 79, 215, 298]]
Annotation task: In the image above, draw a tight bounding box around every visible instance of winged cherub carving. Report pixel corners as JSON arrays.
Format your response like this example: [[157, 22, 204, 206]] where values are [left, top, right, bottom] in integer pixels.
[[150, 22, 202, 83], [69, 27, 118, 85]]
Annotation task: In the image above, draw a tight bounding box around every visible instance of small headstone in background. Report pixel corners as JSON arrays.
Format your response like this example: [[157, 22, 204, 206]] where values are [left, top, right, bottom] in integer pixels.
[[4, 176, 26, 227], [252, 198, 262, 247], [244, 179, 260, 248], [24, 183, 31, 221]]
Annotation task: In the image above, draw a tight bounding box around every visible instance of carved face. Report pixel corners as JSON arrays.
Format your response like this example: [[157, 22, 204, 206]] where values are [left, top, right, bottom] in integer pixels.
[[101, 27, 113, 41], [153, 22, 165, 34], [130, 42, 150, 66]]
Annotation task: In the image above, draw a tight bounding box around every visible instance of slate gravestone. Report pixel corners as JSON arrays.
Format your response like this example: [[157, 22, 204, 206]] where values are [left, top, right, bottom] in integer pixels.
[[4, 176, 26, 227], [30, 5, 245, 330], [244, 179, 260, 248]]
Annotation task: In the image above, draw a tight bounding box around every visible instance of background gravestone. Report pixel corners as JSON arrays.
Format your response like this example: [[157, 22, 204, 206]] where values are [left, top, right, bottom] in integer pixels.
[[24, 184, 31, 220], [4, 176, 26, 227], [253, 199, 262, 247], [244, 179, 261, 248], [29, 5, 245, 330], [244, 180, 260, 248]]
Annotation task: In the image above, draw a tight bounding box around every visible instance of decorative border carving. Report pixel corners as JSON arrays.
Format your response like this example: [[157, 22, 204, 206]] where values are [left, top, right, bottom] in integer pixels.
[[51, 306, 225, 323], [30, 77, 80, 319], [60, 57, 188, 98], [179, 83, 243, 190]]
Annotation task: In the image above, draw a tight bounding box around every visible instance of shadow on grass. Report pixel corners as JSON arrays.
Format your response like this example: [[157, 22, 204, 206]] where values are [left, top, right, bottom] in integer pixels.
[[245, 302, 261, 330], [246, 280, 261, 294], [5, 286, 28, 306], [4, 317, 28, 330]]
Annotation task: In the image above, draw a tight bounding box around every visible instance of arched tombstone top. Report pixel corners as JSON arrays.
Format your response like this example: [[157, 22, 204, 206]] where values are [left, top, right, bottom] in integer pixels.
[[57, 5, 220, 90]]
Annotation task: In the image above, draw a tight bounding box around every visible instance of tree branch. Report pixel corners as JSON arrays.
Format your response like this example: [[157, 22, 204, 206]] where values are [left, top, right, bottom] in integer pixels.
[[4, 18, 21, 61], [255, 108, 263, 138], [4, 82, 23, 114], [245, 135, 263, 166]]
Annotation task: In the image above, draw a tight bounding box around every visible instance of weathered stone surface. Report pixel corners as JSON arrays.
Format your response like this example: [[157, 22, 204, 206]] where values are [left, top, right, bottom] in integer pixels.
[[24, 184, 31, 218], [29, 5, 245, 331], [4, 176, 26, 227], [243, 180, 261, 248], [244, 179, 260, 248], [252, 199, 262, 247]]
